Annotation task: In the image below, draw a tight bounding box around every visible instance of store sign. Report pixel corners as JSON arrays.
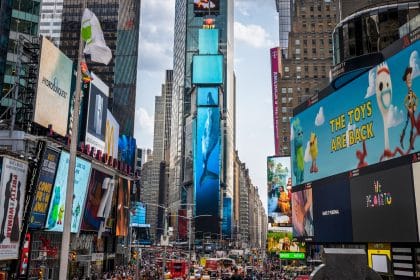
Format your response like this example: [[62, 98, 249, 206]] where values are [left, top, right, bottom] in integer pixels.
[[279, 252, 305, 260]]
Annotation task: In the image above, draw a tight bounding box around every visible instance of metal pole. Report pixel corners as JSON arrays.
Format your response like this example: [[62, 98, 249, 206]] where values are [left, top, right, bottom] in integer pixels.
[[58, 1, 86, 278], [162, 208, 167, 280]]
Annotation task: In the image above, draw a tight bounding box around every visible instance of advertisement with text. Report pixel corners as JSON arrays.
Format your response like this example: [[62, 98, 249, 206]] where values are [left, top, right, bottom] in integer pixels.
[[292, 186, 313, 239]]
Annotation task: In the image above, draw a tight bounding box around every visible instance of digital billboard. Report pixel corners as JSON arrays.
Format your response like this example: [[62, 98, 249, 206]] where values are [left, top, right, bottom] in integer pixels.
[[86, 72, 109, 153], [412, 161, 420, 240], [130, 201, 146, 227], [0, 157, 28, 260], [81, 169, 112, 231], [268, 157, 292, 227], [28, 147, 60, 229], [178, 209, 188, 240], [290, 40, 420, 186], [192, 55, 223, 85], [34, 37, 73, 136], [199, 29, 219, 55], [222, 197, 232, 237], [194, 106, 220, 234], [45, 151, 91, 233], [292, 186, 313, 239], [194, 0, 220, 14], [312, 175, 352, 242], [118, 135, 136, 170], [350, 164, 417, 242], [197, 87, 219, 107], [267, 227, 305, 254], [270, 47, 281, 156], [116, 178, 130, 236], [105, 110, 119, 159]]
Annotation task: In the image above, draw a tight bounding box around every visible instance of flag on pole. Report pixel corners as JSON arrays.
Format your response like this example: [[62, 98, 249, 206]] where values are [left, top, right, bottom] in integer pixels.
[[81, 8, 112, 65]]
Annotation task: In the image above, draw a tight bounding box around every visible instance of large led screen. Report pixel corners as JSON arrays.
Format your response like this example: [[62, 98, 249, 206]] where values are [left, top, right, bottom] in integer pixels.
[[105, 110, 119, 159], [290, 40, 420, 186], [29, 147, 60, 229], [292, 187, 313, 239], [194, 106, 220, 234], [312, 176, 352, 242], [192, 55, 223, 85], [0, 157, 28, 260], [86, 73, 109, 153], [45, 151, 91, 233], [34, 37, 73, 136], [197, 87, 219, 107], [350, 164, 417, 242], [118, 135, 137, 169], [412, 161, 420, 240], [222, 197, 232, 237], [194, 0, 220, 14], [199, 29, 219, 55], [130, 201, 146, 227], [267, 227, 305, 254], [268, 157, 292, 227], [116, 178, 130, 236]]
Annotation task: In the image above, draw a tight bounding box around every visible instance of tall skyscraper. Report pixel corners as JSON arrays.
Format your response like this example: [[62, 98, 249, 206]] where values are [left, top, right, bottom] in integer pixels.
[[275, 0, 339, 156], [60, 0, 140, 136], [38, 0, 63, 46], [170, 0, 235, 238], [275, 0, 292, 58]]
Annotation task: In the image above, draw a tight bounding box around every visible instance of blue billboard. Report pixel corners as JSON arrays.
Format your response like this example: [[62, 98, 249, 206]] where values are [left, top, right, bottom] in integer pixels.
[[118, 135, 136, 170], [192, 55, 223, 85], [197, 87, 219, 107], [130, 201, 146, 227], [199, 29, 219, 55], [291, 40, 420, 186], [222, 197, 232, 237], [45, 151, 91, 233]]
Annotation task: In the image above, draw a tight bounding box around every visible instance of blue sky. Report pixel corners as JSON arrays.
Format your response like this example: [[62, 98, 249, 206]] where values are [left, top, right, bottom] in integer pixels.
[[135, 0, 279, 212]]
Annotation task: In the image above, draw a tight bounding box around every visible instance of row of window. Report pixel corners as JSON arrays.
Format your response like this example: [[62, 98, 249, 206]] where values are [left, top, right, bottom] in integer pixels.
[[295, 38, 332, 46]]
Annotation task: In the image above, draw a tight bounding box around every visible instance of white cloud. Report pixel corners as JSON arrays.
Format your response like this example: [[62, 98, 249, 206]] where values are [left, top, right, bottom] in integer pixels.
[[234, 21, 274, 48], [134, 107, 154, 148], [365, 68, 376, 98], [315, 106, 325, 126], [409, 50, 420, 80], [304, 141, 311, 162], [387, 104, 404, 128], [346, 123, 356, 147]]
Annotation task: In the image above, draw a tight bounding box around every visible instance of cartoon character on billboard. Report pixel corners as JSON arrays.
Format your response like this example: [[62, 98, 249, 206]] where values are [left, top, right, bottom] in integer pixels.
[[356, 140, 368, 168], [292, 119, 304, 184], [194, 0, 216, 9], [309, 132, 319, 173], [73, 202, 81, 229], [400, 67, 418, 149], [47, 186, 61, 228], [57, 205, 64, 225]]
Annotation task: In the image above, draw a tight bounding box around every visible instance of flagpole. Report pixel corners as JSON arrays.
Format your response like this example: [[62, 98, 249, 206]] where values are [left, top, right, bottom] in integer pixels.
[[59, 0, 87, 278]]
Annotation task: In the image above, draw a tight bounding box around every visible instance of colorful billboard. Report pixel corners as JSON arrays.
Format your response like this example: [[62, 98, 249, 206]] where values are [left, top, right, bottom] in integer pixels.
[[28, 147, 60, 229], [290, 40, 420, 186], [222, 197, 232, 237], [81, 169, 112, 231], [118, 135, 136, 170], [192, 55, 223, 85], [197, 87, 219, 107], [412, 161, 420, 240], [116, 178, 130, 236], [194, 0, 220, 14], [45, 151, 91, 233], [350, 164, 417, 242], [86, 72, 109, 153], [105, 109, 119, 159], [0, 157, 28, 260], [267, 227, 305, 253], [270, 47, 281, 156], [268, 157, 292, 227], [292, 186, 313, 239], [312, 175, 352, 242], [130, 201, 146, 227], [34, 37, 73, 136], [194, 106, 221, 234]]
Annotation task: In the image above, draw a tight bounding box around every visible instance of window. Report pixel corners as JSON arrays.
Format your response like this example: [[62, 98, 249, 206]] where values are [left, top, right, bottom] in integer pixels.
[[312, 39, 316, 45], [281, 88, 287, 94], [295, 48, 301, 54], [295, 39, 300, 45], [284, 66, 289, 72], [303, 39, 307, 45], [320, 39, 324, 45], [282, 107, 287, 113], [282, 97, 287, 104], [296, 66, 301, 72], [310, 6, 314, 12], [287, 88, 293, 94], [312, 48, 316, 54]]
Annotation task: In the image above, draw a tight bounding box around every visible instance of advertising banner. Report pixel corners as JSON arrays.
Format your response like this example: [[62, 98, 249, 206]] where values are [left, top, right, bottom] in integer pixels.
[[192, 55, 223, 85], [81, 169, 112, 231], [312, 175, 352, 242], [45, 151, 91, 233], [267, 227, 305, 253], [270, 47, 281, 156], [116, 178, 130, 236], [197, 87, 219, 107], [130, 201, 146, 227], [86, 72, 109, 153], [118, 135, 136, 169], [194, 106, 220, 234], [350, 164, 417, 242], [193, 0, 220, 14], [34, 37, 73, 136], [222, 197, 232, 237], [268, 157, 292, 228], [292, 186, 313, 239], [199, 29, 219, 55], [0, 157, 28, 260], [291, 41, 420, 186], [105, 110, 119, 159], [29, 147, 60, 229], [178, 209, 188, 240]]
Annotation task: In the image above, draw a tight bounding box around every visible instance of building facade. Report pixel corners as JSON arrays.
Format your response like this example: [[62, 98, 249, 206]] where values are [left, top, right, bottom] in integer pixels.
[[38, 0, 63, 46], [275, 0, 292, 59]]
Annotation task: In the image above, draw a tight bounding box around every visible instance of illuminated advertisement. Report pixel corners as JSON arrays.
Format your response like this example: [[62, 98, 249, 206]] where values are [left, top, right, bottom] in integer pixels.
[[105, 110, 119, 159], [267, 227, 305, 253], [350, 164, 417, 242], [81, 169, 112, 231], [291, 40, 420, 186], [312, 175, 352, 242], [0, 157, 28, 260], [192, 55, 223, 85], [270, 47, 281, 155], [268, 157, 292, 227], [28, 147, 60, 229], [222, 197, 232, 237], [116, 178, 130, 236], [199, 29, 219, 55], [118, 135, 137, 169], [197, 87, 219, 107], [86, 72, 109, 153], [34, 37, 73, 136], [130, 201, 146, 227], [45, 151, 91, 233], [194, 0, 220, 14], [194, 106, 221, 234], [412, 161, 420, 240], [292, 186, 313, 239]]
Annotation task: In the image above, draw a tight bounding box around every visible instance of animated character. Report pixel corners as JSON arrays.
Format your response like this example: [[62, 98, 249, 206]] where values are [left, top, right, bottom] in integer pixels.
[[356, 140, 368, 168], [292, 119, 304, 184], [309, 132, 319, 173], [72, 202, 81, 229], [194, 0, 216, 9], [278, 186, 290, 213], [47, 186, 61, 228], [400, 67, 417, 149], [57, 205, 64, 225]]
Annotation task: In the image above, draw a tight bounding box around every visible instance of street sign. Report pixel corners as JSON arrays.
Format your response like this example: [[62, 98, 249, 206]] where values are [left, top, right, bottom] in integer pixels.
[[279, 252, 306, 260]]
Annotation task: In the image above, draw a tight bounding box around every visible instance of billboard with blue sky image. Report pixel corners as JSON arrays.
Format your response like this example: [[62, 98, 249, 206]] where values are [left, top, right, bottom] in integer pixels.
[[291, 40, 420, 186]]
